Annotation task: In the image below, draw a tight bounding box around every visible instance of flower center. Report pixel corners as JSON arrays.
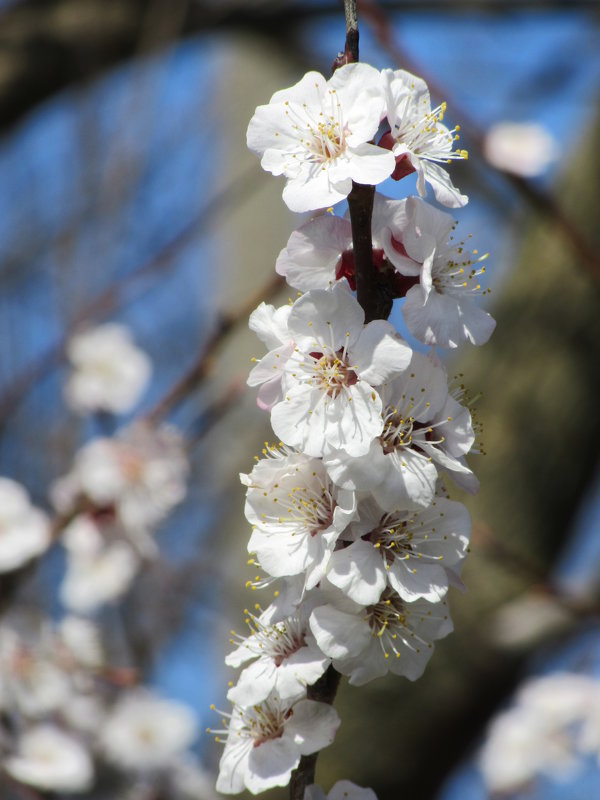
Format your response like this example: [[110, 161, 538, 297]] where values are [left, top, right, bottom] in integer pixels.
[[243, 703, 286, 747], [366, 590, 406, 637], [380, 411, 415, 454], [390, 96, 467, 164], [117, 446, 145, 482], [250, 459, 337, 537], [239, 611, 307, 667], [310, 350, 358, 399], [287, 480, 335, 535], [309, 119, 346, 161], [432, 242, 489, 297], [367, 514, 414, 565]]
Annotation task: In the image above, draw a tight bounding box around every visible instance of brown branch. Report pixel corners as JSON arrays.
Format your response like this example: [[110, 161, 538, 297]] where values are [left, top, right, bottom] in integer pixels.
[[347, 182, 380, 323], [289, 666, 342, 800], [344, 0, 359, 61]]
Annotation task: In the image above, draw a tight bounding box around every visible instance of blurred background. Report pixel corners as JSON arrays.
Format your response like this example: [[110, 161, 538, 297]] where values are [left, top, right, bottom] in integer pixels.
[[1, 0, 600, 798]]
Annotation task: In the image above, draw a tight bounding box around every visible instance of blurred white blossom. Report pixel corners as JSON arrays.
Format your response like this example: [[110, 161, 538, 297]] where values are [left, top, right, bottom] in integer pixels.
[[65, 322, 152, 415], [479, 672, 600, 793], [101, 690, 198, 771], [0, 477, 51, 573], [4, 724, 94, 793], [483, 121, 559, 177], [53, 422, 188, 535], [60, 514, 140, 613]]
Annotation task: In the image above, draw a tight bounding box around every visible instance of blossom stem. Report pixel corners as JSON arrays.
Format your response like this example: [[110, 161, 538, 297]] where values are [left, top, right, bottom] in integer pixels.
[[347, 182, 390, 323], [289, 666, 342, 800], [343, 0, 359, 61]]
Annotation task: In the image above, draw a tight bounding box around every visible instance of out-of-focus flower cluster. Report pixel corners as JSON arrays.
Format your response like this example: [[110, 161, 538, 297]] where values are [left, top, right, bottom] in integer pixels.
[[213, 62, 495, 797], [479, 672, 600, 794], [52, 420, 188, 612], [0, 322, 218, 796], [0, 611, 214, 796]]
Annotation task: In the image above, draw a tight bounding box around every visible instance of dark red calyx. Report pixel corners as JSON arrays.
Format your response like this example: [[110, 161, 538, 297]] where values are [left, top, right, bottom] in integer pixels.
[[336, 249, 357, 290], [391, 154, 416, 182], [378, 133, 416, 181], [90, 504, 117, 524], [390, 236, 409, 259], [335, 248, 386, 290], [393, 273, 420, 297]]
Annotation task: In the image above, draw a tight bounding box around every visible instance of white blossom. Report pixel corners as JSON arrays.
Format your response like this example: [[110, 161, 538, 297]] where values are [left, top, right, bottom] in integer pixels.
[[490, 591, 573, 648], [0, 620, 71, 718], [479, 672, 600, 792], [310, 587, 452, 685], [101, 690, 198, 771], [380, 68, 468, 207], [483, 121, 559, 177], [265, 283, 411, 458], [60, 514, 140, 613], [57, 422, 188, 534], [247, 302, 295, 411], [399, 197, 495, 348], [275, 195, 419, 294], [4, 724, 94, 793], [226, 605, 329, 705], [214, 692, 340, 794], [0, 477, 51, 573], [57, 615, 104, 669], [517, 673, 595, 726], [243, 446, 357, 589], [325, 351, 476, 509], [247, 63, 395, 212], [65, 322, 152, 415], [326, 495, 470, 605]]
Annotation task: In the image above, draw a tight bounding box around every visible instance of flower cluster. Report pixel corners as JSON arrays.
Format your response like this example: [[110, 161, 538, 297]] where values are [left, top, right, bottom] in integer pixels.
[[51, 421, 189, 613], [215, 60, 494, 796], [0, 611, 211, 796], [0, 321, 218, 797], [479, 672, 600, 793]]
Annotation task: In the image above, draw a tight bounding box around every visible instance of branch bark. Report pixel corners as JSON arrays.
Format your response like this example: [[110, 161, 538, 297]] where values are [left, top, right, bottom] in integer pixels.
[[289, 666, 342, 800]]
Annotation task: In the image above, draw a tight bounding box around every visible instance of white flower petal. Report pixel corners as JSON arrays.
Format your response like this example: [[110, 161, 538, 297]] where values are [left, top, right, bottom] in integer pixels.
[[327, 540, 386, 605], [246, 737, 300, 794], [351, 320, 411, 385], [310, 604, 371, 659], [284, 698, 341, 756]]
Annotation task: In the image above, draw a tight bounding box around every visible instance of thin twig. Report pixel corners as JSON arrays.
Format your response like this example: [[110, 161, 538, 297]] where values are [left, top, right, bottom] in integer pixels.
[[344, 0, 359, 61], [289, 666, 342, 800], [185, 378, 246, 447], [144, 272, 284, 424], [0, 166, 260, 431]]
